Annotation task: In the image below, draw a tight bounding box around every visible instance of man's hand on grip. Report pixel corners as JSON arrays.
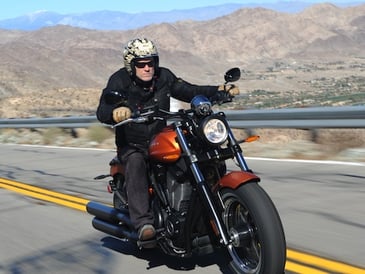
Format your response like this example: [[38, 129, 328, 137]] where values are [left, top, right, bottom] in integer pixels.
[[113, 107, 132, 123], [218, 85, 240, 96]]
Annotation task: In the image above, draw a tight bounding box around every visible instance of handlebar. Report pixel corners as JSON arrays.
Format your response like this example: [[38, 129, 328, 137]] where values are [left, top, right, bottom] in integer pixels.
[[210, 91, 234, 105], [111, 92, 234, 128], [111, 108, 178, 128], [112, 116, 148, 128]]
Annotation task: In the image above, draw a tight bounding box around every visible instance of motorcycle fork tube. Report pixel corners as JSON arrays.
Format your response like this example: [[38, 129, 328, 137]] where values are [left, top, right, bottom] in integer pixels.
[[227, 128, 250, 171], [174, 125, 230, 246]]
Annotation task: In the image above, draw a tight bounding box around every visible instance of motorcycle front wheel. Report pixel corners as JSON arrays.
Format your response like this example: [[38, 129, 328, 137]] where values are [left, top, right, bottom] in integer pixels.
[[220, 182, 286, 274]]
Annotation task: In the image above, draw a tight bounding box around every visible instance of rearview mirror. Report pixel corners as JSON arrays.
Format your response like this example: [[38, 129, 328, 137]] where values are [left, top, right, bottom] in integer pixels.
[[224, 67, 241, 83], [104, 91, 127, 105]]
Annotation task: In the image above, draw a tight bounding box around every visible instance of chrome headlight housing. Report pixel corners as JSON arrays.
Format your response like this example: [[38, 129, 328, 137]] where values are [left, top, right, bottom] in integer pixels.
[[191, 95, 212, 116], [201, 116, 228, 145]]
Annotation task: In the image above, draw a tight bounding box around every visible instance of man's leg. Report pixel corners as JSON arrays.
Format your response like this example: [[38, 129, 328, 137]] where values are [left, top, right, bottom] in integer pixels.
[[120, 148, 154, 234]]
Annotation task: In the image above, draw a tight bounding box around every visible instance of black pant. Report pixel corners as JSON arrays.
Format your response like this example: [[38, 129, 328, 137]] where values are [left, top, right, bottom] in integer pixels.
[[118, 146, 154, 230]]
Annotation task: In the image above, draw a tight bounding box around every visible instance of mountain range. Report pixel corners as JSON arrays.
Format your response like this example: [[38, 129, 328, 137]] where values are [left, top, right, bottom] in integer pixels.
[[0, 2, 364, 118], [0, 1, 363, 31]]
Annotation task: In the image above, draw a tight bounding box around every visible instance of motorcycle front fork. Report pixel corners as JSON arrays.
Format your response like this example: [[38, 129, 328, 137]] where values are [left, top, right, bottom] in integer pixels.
[[174, 124, 232, 246]]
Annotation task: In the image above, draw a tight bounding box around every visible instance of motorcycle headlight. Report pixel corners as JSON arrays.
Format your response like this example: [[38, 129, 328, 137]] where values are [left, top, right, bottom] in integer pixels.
[[202, 117, 228, 145]]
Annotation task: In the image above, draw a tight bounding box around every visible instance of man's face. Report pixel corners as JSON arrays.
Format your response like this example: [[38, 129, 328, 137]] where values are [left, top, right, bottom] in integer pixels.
[[134, 58, 155, 82]]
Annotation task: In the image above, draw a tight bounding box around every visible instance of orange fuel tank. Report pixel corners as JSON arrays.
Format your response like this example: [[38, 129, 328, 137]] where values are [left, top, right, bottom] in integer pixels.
[[149, 126, 181, 163]]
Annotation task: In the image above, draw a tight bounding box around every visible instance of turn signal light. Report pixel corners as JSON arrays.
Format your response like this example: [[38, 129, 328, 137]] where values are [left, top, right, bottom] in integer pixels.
[[245, 135, 260, 142]]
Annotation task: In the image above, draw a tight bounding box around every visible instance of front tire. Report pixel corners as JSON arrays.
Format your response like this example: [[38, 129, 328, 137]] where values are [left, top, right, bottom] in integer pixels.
[[220, 182, 286, 274]]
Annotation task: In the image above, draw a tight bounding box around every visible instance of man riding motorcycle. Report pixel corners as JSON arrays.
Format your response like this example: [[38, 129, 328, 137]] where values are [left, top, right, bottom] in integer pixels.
[[96, 37, 240, 245]]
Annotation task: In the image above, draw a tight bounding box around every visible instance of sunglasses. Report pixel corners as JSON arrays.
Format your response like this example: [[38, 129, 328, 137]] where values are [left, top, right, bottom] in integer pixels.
[[135, 60, 154, 69]]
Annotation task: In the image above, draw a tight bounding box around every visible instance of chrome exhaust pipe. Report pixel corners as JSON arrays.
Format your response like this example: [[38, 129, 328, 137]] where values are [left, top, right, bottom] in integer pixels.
[[86, 201, 133, 228], [92, 218, 138, 240]]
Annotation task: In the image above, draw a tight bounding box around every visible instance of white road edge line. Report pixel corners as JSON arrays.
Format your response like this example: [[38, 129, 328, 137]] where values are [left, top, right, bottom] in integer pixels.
[[2, 143, 365, 167]]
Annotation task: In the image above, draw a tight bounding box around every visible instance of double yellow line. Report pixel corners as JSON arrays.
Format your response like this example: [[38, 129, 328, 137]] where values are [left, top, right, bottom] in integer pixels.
[[286, 249, 365, 274], [1, 177, 365, 274], [0, 177, 89, 211]]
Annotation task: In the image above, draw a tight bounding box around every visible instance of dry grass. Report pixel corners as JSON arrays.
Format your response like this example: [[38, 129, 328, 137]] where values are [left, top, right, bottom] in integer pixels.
[[1, 127, 364, 162], [233, 128, 365, 161], [86, 124, 114, 143]]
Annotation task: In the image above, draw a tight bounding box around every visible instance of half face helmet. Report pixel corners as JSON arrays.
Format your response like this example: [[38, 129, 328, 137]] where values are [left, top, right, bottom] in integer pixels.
[[123, 38, 159, 76]]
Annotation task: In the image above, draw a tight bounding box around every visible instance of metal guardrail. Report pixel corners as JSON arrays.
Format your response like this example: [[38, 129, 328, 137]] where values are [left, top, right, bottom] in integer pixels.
[[224, 106, 365, 128], [0, 116, 98, 129], [0, 106, 364, 129]]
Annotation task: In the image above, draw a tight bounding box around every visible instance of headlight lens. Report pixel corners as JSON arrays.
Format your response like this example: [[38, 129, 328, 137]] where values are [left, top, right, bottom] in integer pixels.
[[202, 118, 228, 145]]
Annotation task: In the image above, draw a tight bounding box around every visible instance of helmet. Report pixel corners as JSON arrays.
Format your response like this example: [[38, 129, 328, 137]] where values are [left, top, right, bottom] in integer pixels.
[[123, 38, 159, 75]]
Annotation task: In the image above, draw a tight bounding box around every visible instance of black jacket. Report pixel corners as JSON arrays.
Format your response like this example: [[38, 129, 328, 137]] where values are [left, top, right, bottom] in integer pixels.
[[96, 67, 218, 148]]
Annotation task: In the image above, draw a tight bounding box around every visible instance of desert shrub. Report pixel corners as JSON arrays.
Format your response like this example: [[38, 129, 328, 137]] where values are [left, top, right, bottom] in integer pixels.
[[314, 129, 365, 153], [42, 128, 65, 145], [87, 124, 113, 143]]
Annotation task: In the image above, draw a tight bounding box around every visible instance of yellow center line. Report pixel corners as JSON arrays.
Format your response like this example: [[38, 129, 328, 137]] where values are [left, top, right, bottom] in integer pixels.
[[285, 260, 329, 274], [287, 249, 365, 274], [1, 177, 365, 273], [0, 177, 89, 211]]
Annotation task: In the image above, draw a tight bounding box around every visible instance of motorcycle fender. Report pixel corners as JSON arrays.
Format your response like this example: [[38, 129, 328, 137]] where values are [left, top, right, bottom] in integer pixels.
[[110, 163, 124, 176], [218, 171, 260, 189]]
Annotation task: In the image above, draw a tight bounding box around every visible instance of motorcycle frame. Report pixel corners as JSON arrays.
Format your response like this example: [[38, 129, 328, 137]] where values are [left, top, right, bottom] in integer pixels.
[[105, 111, 261, 253], [172, 118, 260, 248]]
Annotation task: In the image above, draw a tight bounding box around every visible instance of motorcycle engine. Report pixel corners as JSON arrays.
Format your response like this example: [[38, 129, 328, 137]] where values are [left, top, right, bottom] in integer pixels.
[[165, 159, 192, 213], [164, 159, 192, 245], [162, 159, 226, 248]]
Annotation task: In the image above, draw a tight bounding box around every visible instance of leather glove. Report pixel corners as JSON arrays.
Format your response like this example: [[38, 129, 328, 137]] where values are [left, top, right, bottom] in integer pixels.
[[113, 106, 131, 123], [218, 85, 240, 96]]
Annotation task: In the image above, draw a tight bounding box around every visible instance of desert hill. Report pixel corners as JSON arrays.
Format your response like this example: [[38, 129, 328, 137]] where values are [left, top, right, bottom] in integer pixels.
[[0, 3, 364, 118]]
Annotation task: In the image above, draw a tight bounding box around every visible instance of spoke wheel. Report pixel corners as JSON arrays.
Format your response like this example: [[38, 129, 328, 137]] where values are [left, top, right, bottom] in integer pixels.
[[224, 195, 261, 273], [221, 182, 286, 274]]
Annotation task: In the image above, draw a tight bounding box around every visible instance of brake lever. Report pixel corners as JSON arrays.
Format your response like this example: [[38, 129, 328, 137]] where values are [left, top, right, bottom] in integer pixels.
[[111, 116, 149, 128]]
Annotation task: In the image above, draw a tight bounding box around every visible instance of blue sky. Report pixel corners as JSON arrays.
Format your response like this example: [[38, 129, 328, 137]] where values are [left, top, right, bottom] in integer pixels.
[[0, 0, 334, 20]]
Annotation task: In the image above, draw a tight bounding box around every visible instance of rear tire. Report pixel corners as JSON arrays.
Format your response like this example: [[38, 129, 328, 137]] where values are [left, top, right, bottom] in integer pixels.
[[220, 182, 286, 274]]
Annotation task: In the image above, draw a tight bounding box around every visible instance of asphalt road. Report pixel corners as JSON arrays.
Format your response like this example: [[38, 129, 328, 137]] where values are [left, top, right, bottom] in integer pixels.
[[0, 144, 364, 273]]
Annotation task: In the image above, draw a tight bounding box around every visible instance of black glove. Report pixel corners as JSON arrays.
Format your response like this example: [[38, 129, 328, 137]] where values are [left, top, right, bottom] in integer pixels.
[[210, 90, 232, 105]]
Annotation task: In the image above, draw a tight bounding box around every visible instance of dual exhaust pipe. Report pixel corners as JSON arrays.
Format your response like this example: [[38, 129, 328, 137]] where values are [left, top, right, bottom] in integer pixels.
[[86, 201, 214, 254], [86, 201, 138, 240]]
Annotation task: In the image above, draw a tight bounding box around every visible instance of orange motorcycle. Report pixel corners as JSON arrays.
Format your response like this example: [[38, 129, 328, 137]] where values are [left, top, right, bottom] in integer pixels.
[[87, 68, 286, 274]]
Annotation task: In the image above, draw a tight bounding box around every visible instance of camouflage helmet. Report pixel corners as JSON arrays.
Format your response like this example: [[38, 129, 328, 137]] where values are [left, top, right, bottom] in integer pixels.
[[123, 38, 159, 75]]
